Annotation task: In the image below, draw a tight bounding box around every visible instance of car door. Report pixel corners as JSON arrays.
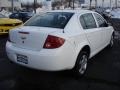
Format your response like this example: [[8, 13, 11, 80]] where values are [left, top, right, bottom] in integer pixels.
[[93, 13, 112, 47], [80, 13, 102, 54]]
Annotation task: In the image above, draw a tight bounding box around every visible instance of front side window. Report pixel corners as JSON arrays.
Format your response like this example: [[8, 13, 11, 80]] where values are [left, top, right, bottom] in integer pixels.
[[80, 13, 97, 29], [94, 13, 108, 27], [80, 16, 86, 29], [24, 12, 74, 29]]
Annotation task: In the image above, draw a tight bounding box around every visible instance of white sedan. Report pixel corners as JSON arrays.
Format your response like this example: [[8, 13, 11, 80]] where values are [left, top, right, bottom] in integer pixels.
[[6, 10, 114, 75]]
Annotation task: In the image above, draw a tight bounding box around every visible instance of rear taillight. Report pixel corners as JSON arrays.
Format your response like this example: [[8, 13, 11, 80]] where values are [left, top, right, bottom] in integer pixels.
[[43, 35, 65, 49]]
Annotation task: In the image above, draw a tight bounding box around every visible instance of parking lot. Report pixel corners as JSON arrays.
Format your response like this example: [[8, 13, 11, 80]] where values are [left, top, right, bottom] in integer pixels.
[[0, 19, 120, 90]]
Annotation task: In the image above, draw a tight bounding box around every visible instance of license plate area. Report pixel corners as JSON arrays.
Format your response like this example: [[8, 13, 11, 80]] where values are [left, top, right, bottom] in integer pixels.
[[17, 54, 28, 64]]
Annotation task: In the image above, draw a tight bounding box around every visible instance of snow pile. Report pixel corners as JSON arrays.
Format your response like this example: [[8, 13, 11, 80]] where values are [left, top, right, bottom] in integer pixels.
[[36, 7, 45, 13], [36, 6, 52, 14], [0, 9, 11, 17], [110, 8, 120, 19], [106, 9, 111, 13], [115, 31, 120, 40]]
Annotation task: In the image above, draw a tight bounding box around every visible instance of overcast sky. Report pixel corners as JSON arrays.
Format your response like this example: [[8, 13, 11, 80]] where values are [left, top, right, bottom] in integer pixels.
[[20, 0, 113, 3], [21, 0, 44, 3], [20, 0, 120, 7]]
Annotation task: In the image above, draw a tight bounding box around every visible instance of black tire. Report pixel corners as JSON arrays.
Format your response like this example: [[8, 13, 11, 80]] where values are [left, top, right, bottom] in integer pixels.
[[73, 51, 88, 76], [108, 34, 114, 49]]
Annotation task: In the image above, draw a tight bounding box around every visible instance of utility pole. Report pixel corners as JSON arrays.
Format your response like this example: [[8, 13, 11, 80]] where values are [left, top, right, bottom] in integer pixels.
[[90, 0, 92, 10], [115, 0, 117, 8], [68, 0, 71, 8], [73, 0, 75, 10], [34, 0, 37, 13], [102, 0, 104, 8], [11, 0, 14, 12], [95, 0, 97, 8], [61, 0, 62, 6], [79, 0, 81, 7], [61, 0, 64, 9], [110, 0, 112, 8]]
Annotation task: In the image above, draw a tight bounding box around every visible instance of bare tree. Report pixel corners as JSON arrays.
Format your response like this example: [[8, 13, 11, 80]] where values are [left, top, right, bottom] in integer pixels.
[[115, 0, 117, 8], [110, 0, 112, 8], [68, 0, 72, 7], [26, 1, 31, 11], [90, 0, 92, 9], [34, 0, 37, 13], [52, 0, 79, 9], [65, 0, 75, 9], [95, 0, 97, 8], [102, 0, 104, 7], [52, 1, 61, 9], [72, 0, 75, 9], [11, 0, 14, 12]]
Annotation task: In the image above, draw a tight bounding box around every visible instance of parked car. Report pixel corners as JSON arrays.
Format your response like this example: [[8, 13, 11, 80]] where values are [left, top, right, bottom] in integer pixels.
[[110, 9, 120, 19], [9, 12, 34, 22], [6, 10, 114, 76], [0, 13, 23, 35], [95, 8, 105, 16]]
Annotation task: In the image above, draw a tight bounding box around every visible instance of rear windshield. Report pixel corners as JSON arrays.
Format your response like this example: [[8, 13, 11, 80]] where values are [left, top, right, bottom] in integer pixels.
[[24, 12, 74, 29]]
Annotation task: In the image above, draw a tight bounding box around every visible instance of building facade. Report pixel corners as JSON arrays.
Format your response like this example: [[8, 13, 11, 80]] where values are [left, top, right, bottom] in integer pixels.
[[85, 0, 120, 8], [45, 0, 52, 10], [0, 0, 21, 9]]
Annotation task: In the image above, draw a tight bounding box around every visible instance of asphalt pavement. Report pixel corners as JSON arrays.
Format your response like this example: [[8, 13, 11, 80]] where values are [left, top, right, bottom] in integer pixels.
[[0, 19, 120, 90]]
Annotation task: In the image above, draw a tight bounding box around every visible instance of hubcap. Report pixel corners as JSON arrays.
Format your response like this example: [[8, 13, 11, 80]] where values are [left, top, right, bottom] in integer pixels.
[[79, 55, 88, 74]]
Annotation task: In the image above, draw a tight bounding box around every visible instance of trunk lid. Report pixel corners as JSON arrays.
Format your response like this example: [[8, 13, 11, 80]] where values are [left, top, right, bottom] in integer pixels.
[[10, 26, 63, 51]]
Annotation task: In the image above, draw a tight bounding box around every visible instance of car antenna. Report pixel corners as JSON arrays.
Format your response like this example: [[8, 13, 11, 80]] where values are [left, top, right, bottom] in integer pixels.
[[61, 0, 65, 33], [62, 11, 65, 33]]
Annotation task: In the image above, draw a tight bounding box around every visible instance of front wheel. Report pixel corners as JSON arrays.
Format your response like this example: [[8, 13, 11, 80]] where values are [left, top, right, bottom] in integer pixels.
[[74, 51, 88, 76]]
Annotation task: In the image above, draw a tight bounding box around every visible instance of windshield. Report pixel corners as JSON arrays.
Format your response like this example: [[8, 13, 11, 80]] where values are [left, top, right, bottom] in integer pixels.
[[24, 12, 74, 29], [0, 14, 6, 18]]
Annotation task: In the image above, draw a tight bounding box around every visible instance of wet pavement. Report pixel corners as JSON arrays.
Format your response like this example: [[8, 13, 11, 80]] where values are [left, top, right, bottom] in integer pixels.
[[0, 19, 120, 90]]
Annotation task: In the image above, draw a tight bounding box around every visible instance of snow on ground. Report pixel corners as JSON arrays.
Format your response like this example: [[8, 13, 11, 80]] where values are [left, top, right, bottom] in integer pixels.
[[110, 8, 120, 19], [115, 31, 120, 40], [0, 10, 11, 17]]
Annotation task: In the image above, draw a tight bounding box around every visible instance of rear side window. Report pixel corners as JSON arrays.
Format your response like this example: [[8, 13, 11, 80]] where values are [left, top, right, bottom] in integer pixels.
[[80, 13, 97, 29], [94, 13, 108, 27], [24, 12, 74, 29]]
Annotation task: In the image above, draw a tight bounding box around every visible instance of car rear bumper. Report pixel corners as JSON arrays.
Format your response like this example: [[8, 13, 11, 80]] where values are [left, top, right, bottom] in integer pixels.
[[6, 41, 76, 71]]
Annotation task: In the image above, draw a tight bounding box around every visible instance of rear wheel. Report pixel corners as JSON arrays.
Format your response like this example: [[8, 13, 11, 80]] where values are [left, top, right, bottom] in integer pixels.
[[74, 51, 88, 76], [108, 34, 114, 48]]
